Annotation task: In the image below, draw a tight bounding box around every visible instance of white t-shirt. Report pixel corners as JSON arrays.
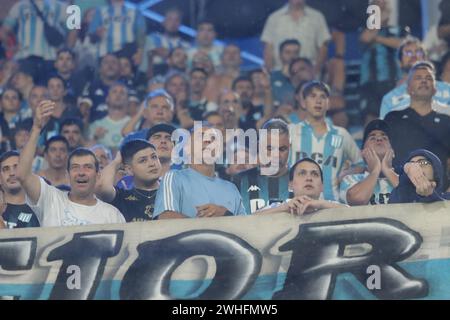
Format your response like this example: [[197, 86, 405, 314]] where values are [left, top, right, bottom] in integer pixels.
[[261, 5, 331, 70], [26, 178, 126, 227], [88, 115, 131, 150]]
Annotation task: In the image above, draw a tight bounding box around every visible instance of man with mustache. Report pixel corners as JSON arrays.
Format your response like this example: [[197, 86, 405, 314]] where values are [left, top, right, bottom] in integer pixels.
[[380, 37, 450, 119], [17, 100, 125, 227], [385, 61, 450, 190], [0, 150, 39, 228]]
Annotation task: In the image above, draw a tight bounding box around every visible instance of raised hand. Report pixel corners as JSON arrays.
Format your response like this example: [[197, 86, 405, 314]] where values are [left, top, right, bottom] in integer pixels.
[[33, 100, 55, 130], [404, 162, 425, 186], [415, 175, 436, 197], [381, 149, 394, 171], [362, 148, 381, 174]]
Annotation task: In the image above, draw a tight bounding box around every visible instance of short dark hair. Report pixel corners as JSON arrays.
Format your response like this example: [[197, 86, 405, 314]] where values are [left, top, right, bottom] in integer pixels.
[[248, 68, 264, 79], [289, 57, 313, 76], [121, 139, 156, 165], [44, 135, 69, 154], [289, 158, 323, 182], [0, 87, 22, 101], [47, 74, 67, 89], [165, 7, 182, 17], [99, 53, 119, 65], [59, 117, 84, 133], [56, 47, 76, 60], [279, 39, 301, 54], [67, 148, 99, 172], [0, 150, 20, 169], [407, 61, 436, 84], [197, 19, 215, 30], [13, 119, 33, 135], [302, 80, 330, 99], [231, 76, 254, 91], [190, 67, 208, 78], [203, 111, 221, 119], [168, 47, 186, 59]]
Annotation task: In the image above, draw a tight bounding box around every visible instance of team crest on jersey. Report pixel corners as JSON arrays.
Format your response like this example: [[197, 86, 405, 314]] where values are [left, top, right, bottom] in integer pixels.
[[18, 213, 32, 223], [247, 185, 261, 192], [125, 195, 138, 201], [144, 205, 154, 219], [330, 134, 343, 149]]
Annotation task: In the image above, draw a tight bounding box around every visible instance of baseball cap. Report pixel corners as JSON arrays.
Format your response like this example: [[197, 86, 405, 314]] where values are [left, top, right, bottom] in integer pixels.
[[146, 123, 177, 140], [362, 119, 392, 146]]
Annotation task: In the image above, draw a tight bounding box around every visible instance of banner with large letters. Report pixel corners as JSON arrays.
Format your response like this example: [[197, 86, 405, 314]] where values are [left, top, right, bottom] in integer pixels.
[[0, 201, 449, 300]]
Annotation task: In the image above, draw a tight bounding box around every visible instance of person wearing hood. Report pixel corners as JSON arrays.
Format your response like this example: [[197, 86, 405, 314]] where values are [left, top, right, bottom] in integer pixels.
[[389, 149, 450, 204]]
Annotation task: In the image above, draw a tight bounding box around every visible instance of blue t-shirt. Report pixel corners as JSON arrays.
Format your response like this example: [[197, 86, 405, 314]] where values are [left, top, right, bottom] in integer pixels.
[[154, 168, 247, 218]]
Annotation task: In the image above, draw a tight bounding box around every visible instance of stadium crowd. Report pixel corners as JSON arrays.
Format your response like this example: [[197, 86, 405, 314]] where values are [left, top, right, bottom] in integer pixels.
[[0, 0, 448, 228]]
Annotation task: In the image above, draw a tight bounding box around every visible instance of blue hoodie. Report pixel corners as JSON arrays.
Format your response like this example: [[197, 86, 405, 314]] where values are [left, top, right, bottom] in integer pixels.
[[389, 149, 450, 204]]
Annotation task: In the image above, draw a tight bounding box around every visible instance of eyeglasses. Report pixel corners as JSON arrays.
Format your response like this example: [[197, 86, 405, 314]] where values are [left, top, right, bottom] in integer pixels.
[[409, 159, 431, 167], [403, 49, 425, 58]]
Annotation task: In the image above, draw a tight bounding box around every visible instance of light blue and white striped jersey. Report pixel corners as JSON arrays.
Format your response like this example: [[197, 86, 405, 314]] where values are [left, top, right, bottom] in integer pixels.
[[4, 0, 68, 60], [339, 172, 394, 205], [380, 81, 450, 119], [149, 32, 191, 63], [154, 168, 247, 218], [289, 120, 364, 202], [138, 32, 191, 72], [88, 3, 145, 58]]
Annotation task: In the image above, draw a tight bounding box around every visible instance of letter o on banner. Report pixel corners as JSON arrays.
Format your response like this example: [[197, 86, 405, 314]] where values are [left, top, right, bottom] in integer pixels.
[[120, 230, 262, 300]]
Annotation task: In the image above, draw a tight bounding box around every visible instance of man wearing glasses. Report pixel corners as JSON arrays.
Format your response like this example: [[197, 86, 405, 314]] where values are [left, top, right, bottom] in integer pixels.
[[389, 149, 450, 203], [340, 119, 398, 205], [380, 37, 450, 119]]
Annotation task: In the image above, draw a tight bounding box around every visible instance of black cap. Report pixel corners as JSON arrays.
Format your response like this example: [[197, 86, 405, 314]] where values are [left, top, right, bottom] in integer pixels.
[[146, 123, 176, 140], [362, 119, 391, 146]]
